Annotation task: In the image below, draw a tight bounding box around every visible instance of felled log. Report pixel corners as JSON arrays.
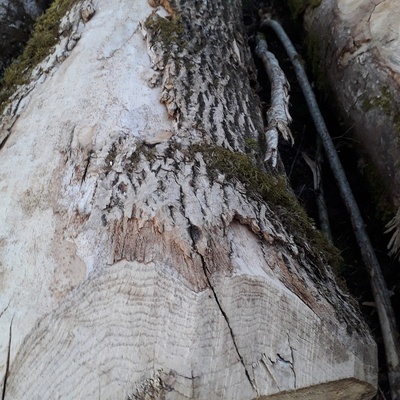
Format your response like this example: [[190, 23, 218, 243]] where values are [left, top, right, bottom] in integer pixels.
[[261, 16, 400, 400], [0, 0, 377, 399]]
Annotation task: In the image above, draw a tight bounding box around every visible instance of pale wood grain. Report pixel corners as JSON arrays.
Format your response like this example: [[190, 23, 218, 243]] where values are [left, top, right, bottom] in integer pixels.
[[0, 0, 377, 398]]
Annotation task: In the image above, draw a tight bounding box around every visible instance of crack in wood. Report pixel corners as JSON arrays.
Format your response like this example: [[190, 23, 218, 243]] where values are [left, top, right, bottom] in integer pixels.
[[1, 318, 13, 400], [287, 332, 297, 389], [200, 253, 259, 396], [176, 174, 258, 393], [0, 302, 10, 320], [80, 150, 93, 186]]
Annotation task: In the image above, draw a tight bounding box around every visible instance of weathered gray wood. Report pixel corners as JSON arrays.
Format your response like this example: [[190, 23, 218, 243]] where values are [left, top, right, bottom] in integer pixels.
[[0, 0, 377, 399], [301, 0, 400, 259]]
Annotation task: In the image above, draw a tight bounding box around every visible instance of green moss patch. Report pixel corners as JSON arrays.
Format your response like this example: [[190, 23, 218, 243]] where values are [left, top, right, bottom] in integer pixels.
[[361, 86, 392, 115], [145, 14, 184, 44], [360, 86, 400, 148], [144, 13, 185, 63], [192, 144, 342, 270], [0, 0, 80, 112], [244, 137, 260, 153]]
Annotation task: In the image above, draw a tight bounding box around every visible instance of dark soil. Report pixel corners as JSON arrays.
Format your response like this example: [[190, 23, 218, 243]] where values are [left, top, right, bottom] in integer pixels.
[[243, 1, 400, 399]]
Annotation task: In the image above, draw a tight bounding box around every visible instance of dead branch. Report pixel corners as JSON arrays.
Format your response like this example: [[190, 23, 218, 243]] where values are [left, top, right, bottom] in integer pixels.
[[260, 17, 400, 400], [255, 32, 293, 167]]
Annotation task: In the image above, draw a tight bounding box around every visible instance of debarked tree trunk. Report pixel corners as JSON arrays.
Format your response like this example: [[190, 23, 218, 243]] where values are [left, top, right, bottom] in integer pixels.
[[0, 0, 377, 399]]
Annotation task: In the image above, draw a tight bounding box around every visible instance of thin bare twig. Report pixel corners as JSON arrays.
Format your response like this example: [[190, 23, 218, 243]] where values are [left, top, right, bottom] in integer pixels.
[[379, 385, 389, 400], [315, 136, 332, 240], [302, 146, 332, 240], [288, 125, 305, 179]]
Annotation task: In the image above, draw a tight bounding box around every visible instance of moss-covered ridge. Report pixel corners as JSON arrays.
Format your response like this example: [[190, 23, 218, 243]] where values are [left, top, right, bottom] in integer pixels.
[[0, 0, 80, 110], [144, 13, 184, 49], [192, 144, 342, 270]]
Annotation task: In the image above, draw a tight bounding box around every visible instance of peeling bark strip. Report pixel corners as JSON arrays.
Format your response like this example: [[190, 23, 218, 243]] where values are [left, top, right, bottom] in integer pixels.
[[260, 17, 400, 399], [0, 0, 378, 398], [255, 32, 293, 167]]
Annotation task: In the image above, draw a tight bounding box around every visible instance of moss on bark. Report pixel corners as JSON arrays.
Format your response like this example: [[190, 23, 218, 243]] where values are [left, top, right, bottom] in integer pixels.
[[0, 0, 80, 111], [191, 143, 342, 271]]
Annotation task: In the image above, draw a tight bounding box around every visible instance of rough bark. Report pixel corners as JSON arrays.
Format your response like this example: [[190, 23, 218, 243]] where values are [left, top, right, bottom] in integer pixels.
[[0, 0, 377, 399], [300, 0, 400, 256]]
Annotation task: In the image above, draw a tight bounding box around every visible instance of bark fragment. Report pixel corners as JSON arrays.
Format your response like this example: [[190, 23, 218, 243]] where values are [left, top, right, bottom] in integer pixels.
[[255, 32, 293, 167]]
